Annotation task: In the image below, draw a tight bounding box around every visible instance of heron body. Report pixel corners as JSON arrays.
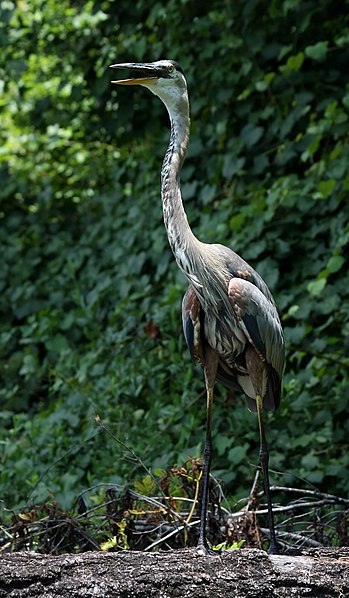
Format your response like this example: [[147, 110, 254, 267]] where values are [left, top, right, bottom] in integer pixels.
[[110, 60, 285, 554]]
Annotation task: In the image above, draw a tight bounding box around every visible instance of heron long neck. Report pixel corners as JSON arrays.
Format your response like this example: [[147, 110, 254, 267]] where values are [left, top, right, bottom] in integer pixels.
[[161, 101, 200, 275], [160, 94, 231, 311]]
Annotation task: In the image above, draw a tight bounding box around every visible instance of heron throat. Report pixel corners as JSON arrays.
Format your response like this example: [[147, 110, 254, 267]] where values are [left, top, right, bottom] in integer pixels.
[[161, 99, 204, 286]]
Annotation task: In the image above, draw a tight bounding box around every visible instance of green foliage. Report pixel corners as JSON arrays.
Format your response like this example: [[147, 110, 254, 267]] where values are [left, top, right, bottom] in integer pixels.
[[213, 540, 245, 551], [1, 0, 349, 523]]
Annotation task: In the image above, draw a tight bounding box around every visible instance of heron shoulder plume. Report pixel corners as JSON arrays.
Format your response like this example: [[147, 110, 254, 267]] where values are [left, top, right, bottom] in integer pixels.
[[110, 59, 285, 555]]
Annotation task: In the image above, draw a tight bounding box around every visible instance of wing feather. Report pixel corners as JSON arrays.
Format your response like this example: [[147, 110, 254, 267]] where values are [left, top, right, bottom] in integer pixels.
[[228, 277, 284, 378]]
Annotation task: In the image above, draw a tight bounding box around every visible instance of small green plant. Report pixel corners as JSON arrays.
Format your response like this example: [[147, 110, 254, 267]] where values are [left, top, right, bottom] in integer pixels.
[[100, 518, 129, 551], [213, 540, 246, 551]]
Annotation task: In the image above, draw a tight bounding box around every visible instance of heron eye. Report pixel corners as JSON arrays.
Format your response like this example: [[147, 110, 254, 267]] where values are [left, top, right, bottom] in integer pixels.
[[167, 64, 174, 74]]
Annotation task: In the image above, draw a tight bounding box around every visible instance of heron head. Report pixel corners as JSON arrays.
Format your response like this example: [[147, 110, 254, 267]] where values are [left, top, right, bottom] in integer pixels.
[[110, 60, 187, 110]]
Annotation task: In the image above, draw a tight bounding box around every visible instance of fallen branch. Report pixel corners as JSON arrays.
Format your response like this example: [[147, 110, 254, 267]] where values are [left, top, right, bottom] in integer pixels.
[[1, 547, 349, 598]]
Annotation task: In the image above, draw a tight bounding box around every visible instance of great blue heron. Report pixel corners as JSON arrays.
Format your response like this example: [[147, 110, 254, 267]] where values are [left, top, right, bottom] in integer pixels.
[[110, 60, 285, 555]]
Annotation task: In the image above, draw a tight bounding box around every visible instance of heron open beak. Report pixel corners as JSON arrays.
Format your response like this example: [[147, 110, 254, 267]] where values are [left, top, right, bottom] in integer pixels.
[[110, 62, 160, 85]]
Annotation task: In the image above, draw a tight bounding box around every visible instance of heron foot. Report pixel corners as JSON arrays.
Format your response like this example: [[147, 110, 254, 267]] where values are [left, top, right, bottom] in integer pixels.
[[267, 542, 279, 555], [196, 541, 221, 557]]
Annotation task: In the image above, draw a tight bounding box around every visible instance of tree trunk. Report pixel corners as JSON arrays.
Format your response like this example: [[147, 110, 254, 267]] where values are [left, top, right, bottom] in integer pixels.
[[1, 548, 349, 597]]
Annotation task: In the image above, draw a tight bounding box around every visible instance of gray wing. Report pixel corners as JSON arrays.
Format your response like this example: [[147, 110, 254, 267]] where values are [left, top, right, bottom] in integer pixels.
[[228, 276, 285, 381]]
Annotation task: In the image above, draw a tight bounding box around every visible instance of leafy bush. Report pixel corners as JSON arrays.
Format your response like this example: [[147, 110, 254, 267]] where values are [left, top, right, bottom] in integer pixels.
[[1, 0, 349, 515]]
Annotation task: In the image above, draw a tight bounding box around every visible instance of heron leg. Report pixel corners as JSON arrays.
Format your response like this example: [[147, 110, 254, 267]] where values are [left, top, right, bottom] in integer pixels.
[[255, 393, 278, 554], [197, 348, 219, 556], [197, 385, 214, 555]]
